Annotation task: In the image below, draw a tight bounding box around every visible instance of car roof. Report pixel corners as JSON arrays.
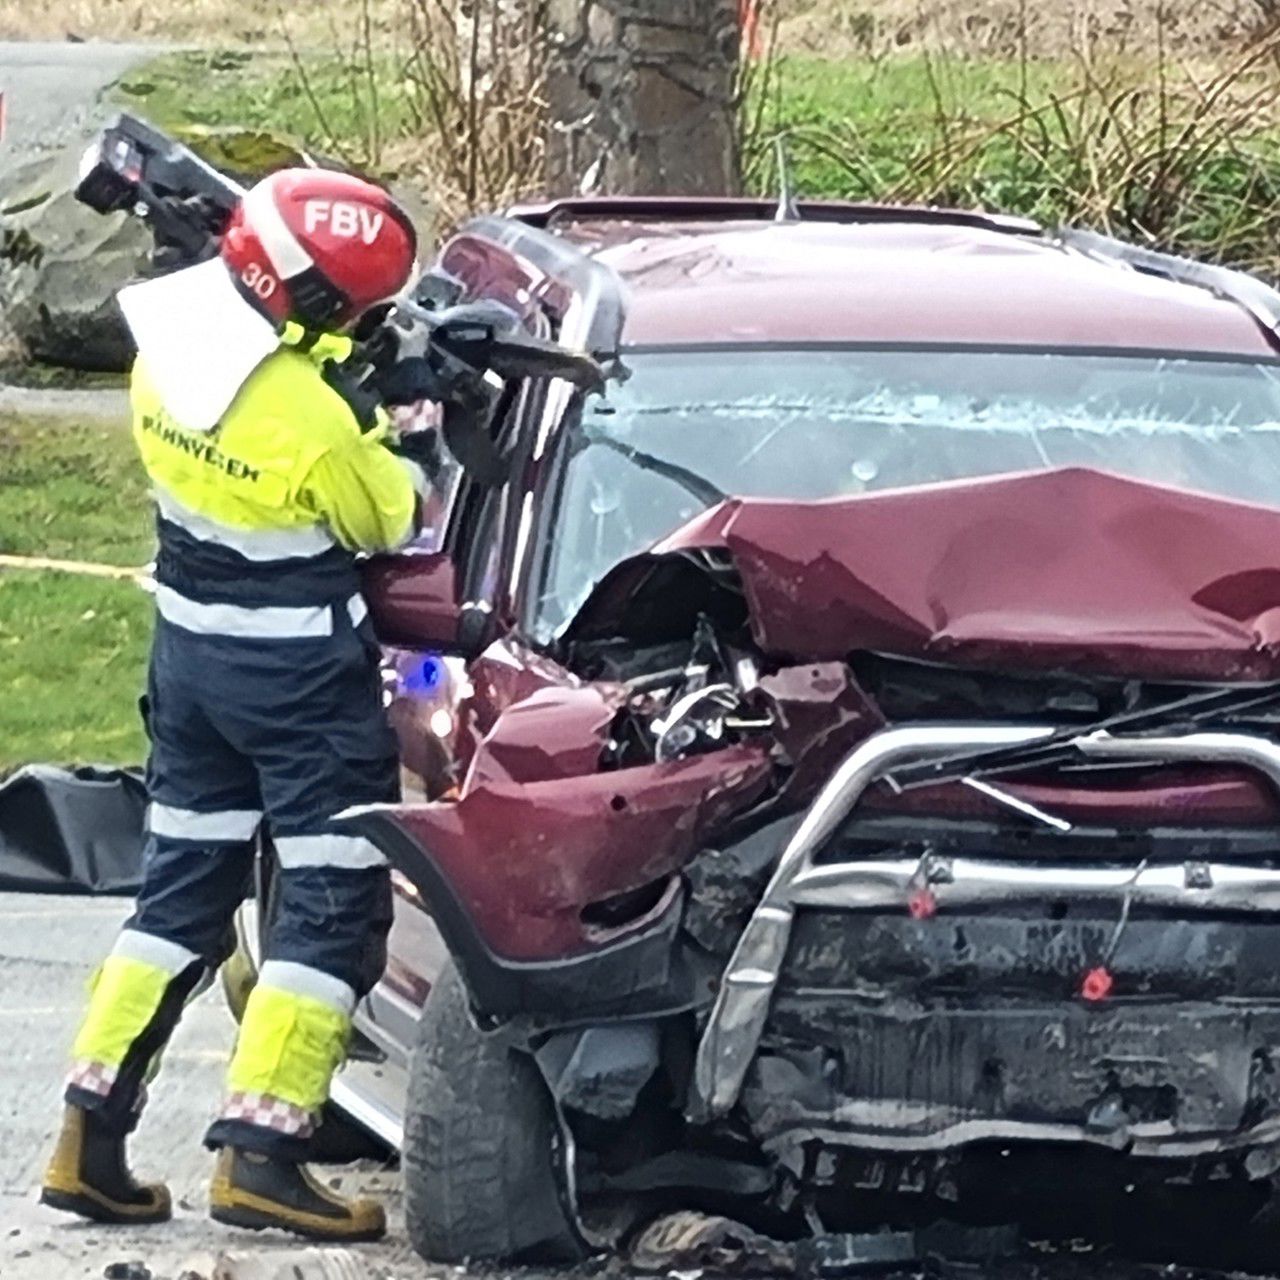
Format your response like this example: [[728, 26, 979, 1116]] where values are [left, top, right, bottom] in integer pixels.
[[543, 215, 1274, 357]]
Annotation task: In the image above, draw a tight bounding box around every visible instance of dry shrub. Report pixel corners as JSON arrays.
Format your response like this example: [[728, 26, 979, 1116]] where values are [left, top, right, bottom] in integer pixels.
[[395, 0, 549, 223], [753, 11, 1280, 278], [268, 0, 549, 226], [775, 0, 1280, 60], [989, 31, 1280, 273]]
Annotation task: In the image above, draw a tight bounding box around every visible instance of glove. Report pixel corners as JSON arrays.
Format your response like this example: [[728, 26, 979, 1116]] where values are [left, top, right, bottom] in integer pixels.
[[148, 195, 233, 272], [391, 426, 447, 481], [368, 356, 452, 408]]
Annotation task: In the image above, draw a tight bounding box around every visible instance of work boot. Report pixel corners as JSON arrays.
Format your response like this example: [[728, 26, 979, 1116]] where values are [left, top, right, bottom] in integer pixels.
[[209, 1147, 386, 1242], [40, 1106, 171, 1224]]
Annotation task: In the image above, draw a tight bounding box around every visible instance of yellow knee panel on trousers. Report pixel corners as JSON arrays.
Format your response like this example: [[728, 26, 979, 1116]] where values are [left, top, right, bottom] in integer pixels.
[[71, 957, 172, 1071], [226, 984, 350, 1113]]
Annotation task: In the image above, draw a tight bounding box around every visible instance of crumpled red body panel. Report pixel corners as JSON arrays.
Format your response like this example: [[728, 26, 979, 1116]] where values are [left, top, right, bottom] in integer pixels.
[[465, 683, 628, 788], [865, 767, 1280, 826], [650, 469, 1280, 679], [392, 744, 772, 960]]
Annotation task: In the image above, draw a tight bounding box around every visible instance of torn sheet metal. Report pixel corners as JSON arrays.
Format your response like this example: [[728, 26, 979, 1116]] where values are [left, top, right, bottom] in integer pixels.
[[756, 663, 885, 806], [379, 743, 771, 960], [628, 1211, 1020, 1277], [0, 765, 145, 894], [572, 468, 1280, 680], [629, 1211, 798, 1276], [465, 682, 628, 787]]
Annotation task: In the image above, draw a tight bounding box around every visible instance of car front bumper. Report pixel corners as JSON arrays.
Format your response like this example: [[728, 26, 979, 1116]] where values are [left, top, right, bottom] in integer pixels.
[[692, 723, 1280, 1126], [747, 990, 1280, 1168]]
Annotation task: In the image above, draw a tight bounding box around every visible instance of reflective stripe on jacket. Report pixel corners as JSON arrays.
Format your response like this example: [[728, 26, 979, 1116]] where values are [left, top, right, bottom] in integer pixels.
[[131, 329, 418, 631]]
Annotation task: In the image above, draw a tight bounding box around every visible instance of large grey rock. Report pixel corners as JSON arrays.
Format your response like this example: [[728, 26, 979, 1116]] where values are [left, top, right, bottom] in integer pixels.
[[0, 148, 149, 372], [0, 127, 328, 374]]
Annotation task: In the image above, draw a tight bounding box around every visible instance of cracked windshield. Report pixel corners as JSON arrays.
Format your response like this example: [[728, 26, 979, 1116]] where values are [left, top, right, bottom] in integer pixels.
[[539, 346, 1280, 635]]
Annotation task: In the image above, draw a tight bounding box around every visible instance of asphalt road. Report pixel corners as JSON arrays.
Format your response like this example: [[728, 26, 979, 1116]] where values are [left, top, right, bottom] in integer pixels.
[[0, 40, 153, 183], [0, 891, 432, 1280], [0, 892, 1266, 1278], [0, 383, 129, 418]]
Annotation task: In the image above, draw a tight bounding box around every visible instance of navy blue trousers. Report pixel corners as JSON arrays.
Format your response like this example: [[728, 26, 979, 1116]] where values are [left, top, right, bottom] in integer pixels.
[[129, 606, 397, 995]]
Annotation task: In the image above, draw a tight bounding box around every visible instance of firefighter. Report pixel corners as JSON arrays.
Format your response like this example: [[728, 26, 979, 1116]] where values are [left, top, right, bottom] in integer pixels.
[[41, 169, 424, 1242]]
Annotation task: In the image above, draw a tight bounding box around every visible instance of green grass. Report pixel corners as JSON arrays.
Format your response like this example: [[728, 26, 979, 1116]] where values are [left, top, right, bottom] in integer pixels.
[[0, 414, 152, 767], [0, 416, 153, 564], [0, 572, 151, 767], [743, 51, 1280, 278], [113, 49, 411, 178], [121, 48, 1068, 204], [750, 55, 1064, 198], [117, 42, 1280, 278]]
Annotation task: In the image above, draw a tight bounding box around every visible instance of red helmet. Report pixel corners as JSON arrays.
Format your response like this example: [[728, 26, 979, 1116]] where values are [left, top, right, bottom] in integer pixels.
[[220, 168, 417, 329]]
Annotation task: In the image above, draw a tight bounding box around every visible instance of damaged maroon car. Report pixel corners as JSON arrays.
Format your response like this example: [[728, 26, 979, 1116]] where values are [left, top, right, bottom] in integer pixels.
[[234, 199, 1280, 1263]]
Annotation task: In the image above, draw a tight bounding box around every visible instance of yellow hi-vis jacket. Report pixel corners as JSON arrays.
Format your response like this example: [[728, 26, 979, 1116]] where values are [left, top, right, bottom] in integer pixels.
[[131, 330, 417, 557]]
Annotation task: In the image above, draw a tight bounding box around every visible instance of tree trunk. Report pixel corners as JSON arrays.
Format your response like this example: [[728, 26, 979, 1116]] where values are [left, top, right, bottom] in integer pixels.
[[545, 0, 741, 197]]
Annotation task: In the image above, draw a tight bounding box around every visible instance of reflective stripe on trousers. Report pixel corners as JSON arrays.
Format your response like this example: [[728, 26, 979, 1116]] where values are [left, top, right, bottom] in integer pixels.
[[146, 804, 262, 841], [275, 833, 385, 870]]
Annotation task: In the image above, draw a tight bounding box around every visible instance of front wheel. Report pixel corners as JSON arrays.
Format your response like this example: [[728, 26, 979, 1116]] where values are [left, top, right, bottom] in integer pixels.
[[403, 962, 587, 1264]]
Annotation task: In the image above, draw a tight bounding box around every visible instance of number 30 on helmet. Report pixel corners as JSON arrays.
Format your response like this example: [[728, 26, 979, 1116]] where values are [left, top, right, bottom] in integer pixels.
[[220, 168, 418, 330]]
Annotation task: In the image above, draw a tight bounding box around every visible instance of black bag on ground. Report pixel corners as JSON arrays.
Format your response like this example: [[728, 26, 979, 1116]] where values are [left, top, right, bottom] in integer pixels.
[[0, 765, 146, 894]]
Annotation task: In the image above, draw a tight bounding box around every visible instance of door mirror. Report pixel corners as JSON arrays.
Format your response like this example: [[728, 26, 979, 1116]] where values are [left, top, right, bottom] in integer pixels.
[[361, 551, 466, 651]]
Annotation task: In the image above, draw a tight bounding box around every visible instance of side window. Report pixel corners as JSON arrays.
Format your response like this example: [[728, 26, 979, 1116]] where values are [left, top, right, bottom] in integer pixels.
[[451, 378, 543, 606], [465, 484, 507, 605]]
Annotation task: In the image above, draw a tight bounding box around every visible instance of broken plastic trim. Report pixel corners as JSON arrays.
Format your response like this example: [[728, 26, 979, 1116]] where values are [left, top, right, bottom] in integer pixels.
[[691, 725, 1280, 1121], [459, 214, 627, 359], [691, 724, 1054, 1119]]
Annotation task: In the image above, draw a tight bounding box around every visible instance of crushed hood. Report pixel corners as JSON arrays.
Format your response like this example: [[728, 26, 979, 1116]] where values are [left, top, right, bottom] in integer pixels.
[[566, 468, 1280, 680]]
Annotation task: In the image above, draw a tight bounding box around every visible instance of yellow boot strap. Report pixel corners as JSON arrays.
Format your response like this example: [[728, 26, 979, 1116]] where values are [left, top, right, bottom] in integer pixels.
[[71, 956, 173, 1072], [226, 984, 351, 1114]]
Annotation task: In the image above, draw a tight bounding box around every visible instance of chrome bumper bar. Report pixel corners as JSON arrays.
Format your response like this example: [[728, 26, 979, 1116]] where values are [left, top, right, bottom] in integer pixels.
[[690, 724, 1280, 1120], [790, 857, 1280, 911]]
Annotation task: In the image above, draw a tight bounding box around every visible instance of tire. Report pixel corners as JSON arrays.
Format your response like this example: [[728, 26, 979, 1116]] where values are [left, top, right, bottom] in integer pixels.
[[403, 962, 587, 1265]]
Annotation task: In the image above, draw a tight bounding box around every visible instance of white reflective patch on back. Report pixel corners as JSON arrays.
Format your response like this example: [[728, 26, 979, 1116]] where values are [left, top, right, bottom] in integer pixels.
[[118, 260, 281, 432]]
